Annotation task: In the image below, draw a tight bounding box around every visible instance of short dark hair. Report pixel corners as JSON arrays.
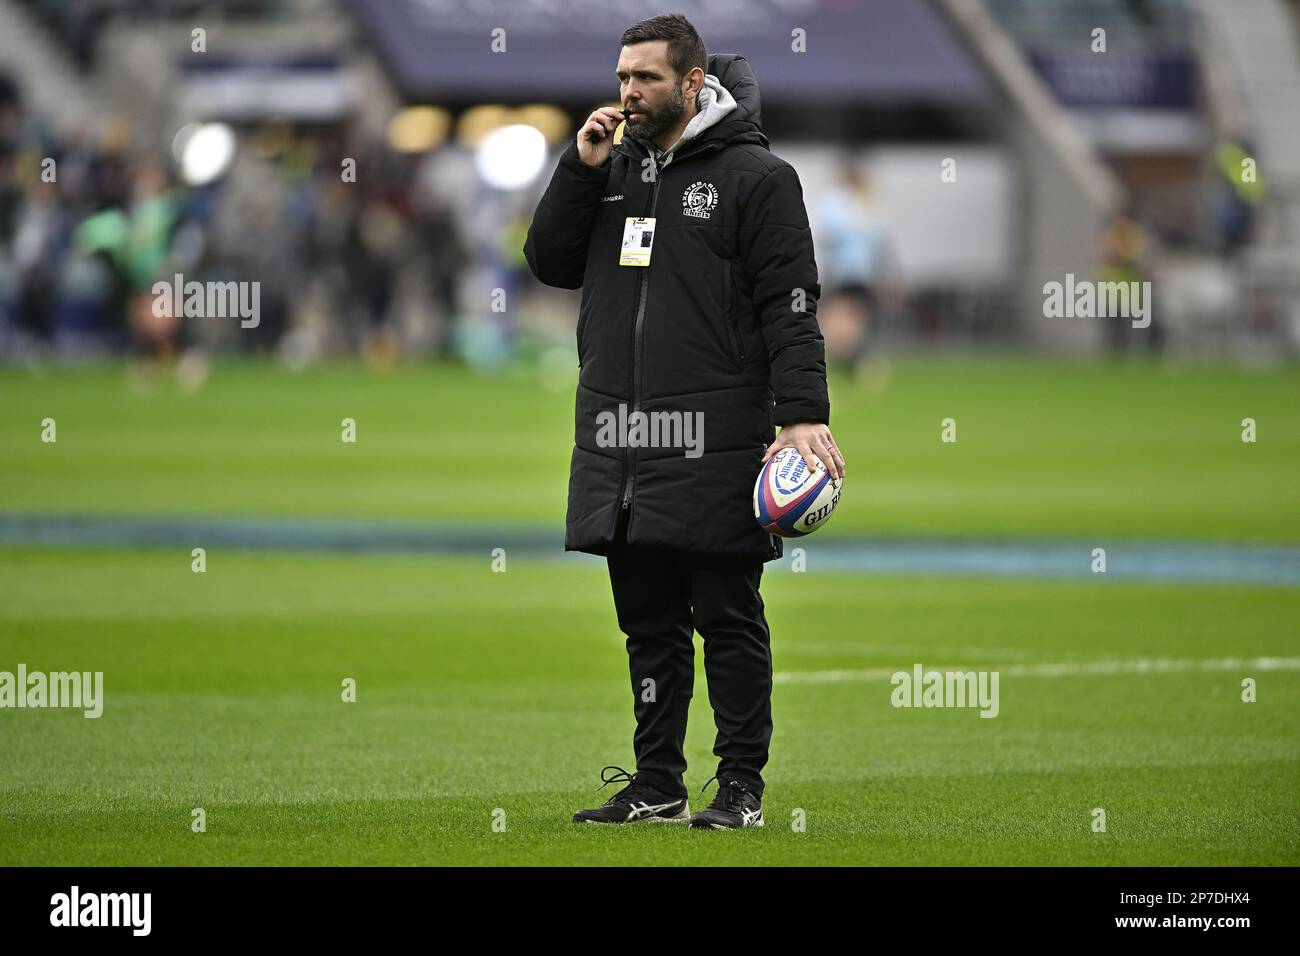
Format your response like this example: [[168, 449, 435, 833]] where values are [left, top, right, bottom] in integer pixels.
[[620, 13, 706, 81]]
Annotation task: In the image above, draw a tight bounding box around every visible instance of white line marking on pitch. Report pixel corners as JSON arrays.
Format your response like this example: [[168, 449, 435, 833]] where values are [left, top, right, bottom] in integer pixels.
[[773, 657, 1300, 685]]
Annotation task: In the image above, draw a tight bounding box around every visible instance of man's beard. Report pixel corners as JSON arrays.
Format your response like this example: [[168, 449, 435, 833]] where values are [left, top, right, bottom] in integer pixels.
[[625, 85, 686, 145]]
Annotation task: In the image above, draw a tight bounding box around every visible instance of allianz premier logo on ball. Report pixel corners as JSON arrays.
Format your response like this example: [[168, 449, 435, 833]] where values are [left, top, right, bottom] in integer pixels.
[[774, 451, 813, 496]]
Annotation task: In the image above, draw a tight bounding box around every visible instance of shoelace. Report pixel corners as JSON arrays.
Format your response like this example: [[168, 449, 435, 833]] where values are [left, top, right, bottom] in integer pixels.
[[595, 765, 647, 805], [698, 775, 751, 812]]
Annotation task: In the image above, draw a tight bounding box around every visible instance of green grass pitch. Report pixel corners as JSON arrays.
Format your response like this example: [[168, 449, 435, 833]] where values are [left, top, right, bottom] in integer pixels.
[[0, 357, 1297, 865], [1, 356, 1297, 541]]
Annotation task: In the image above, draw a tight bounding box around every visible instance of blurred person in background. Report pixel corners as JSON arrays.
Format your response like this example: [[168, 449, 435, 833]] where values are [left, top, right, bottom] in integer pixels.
[[1210, 139, 1263, 255], [122, 160, 182, 362], [1095, 208, 1162, 355], [410, 159, 468, 360], [814, 162, 899, 374]]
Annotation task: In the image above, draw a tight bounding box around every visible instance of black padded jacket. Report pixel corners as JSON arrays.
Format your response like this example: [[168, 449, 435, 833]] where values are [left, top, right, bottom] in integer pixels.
[[524, 53, 829, 561]]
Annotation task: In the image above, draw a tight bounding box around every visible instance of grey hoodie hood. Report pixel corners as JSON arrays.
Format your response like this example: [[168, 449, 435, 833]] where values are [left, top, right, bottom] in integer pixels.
[[651, 74, 737, 168]]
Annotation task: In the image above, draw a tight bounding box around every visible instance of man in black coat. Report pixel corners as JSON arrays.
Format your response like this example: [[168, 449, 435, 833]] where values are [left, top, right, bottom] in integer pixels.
[[524, 13, 844, 829]]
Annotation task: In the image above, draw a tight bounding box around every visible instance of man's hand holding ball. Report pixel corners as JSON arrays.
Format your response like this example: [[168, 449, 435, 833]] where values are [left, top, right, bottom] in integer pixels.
[[762, 422, 845, 481]]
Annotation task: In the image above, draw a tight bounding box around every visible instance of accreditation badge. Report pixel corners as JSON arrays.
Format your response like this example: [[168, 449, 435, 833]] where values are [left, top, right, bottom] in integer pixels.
[[619, 217, 657, 267]]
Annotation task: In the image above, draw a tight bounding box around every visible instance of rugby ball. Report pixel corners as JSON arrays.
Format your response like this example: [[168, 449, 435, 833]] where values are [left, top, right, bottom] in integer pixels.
[[753, 447, 842, 537]]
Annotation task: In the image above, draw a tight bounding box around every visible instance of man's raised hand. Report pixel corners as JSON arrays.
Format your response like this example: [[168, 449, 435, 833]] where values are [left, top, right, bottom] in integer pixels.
[[577, 107, 626, 167]]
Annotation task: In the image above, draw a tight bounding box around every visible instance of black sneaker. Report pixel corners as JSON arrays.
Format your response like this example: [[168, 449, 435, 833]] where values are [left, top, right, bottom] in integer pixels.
[[572, 765, 690, 824], [688, 777, 764, 829]]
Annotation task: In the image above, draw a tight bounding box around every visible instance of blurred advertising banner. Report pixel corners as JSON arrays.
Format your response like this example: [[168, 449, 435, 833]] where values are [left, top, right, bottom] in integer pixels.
[[347, 0, 995, 103]]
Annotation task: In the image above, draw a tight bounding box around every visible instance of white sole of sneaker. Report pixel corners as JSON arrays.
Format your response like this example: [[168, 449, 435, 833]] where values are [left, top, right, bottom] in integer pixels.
[[575, 804, 691, 824], [692, 817, 764, 830]]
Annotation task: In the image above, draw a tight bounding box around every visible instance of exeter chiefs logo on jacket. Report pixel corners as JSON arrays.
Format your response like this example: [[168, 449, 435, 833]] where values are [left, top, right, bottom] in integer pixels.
[[682, 181, 718, 219]]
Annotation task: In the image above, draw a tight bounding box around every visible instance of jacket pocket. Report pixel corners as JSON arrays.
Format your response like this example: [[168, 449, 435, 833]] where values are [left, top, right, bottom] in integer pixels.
[[722, 259, 744, 370]]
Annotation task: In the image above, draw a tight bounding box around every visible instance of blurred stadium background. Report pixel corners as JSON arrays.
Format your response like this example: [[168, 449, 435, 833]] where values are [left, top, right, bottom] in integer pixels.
[[2, 0, 1299, 365], [1, 0, 1297, 866]]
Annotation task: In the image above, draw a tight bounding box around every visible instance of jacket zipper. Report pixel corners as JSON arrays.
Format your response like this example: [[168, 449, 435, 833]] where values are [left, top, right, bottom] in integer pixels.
[[723, 259, 744, 368], [620, 154, 662, 516], [614, 139, 718, 530]]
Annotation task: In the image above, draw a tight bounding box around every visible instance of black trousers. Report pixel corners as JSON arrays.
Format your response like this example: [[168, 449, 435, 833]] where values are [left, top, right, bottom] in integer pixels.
[[605, 506, 773, 799]]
